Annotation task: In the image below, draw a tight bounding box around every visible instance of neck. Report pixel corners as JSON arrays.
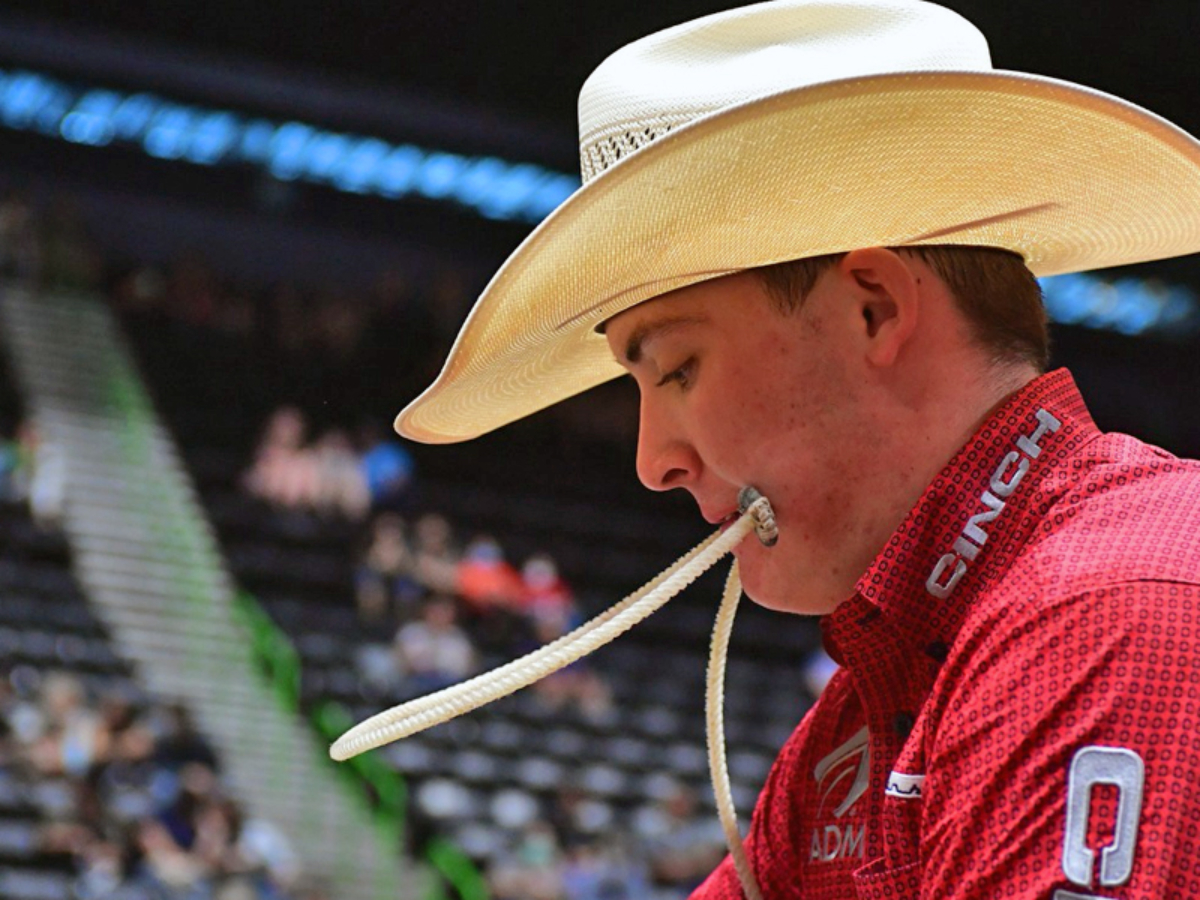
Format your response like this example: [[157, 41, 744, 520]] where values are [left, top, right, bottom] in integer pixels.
[[868, 356, 1040, 569]]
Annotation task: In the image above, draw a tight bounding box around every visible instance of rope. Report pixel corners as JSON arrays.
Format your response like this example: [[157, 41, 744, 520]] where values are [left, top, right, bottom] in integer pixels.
[[707, 561, 764, 900], [330, 495, 775, 900]]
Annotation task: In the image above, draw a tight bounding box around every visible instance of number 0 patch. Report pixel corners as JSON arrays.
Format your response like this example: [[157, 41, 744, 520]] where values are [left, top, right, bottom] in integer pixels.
[[1061, 746, 1145, 890]]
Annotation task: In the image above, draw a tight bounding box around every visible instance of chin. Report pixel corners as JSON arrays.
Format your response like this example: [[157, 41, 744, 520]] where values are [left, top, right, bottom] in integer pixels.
[[736, 540, 840, 616], [735, 544, 796, 614]]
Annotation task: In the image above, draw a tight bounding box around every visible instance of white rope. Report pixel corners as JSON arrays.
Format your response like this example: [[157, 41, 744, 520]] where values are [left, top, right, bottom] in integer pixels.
[[330, 495, 774, 900], [706, 561, 764, 900]]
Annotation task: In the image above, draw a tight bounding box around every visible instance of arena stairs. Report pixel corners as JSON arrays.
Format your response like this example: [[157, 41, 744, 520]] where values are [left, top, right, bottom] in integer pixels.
[[0, 283, 429, 900]]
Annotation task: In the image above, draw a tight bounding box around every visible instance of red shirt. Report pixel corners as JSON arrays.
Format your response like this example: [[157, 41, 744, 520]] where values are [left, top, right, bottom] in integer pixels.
[[694, 369, 1200, 899]]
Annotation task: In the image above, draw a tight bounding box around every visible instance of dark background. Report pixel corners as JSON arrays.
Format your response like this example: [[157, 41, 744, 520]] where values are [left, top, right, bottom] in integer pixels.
[[4, 0, 1198, 167], [0, 0, 1198, 458]]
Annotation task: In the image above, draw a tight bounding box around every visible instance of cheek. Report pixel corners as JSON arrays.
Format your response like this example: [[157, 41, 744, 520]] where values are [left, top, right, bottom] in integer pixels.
[[735, 383, 869, 533], [703, 354, 806, 466]]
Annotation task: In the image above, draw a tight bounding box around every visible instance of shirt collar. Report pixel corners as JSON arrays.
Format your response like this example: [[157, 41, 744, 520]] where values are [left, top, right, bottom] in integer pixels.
[[825, 368, 1100, 662]]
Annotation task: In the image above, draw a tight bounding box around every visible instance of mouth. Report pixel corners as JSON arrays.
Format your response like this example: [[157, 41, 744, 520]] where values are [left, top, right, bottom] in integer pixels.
[[736, 486, 779, 548], [705, 488, 778, 546]]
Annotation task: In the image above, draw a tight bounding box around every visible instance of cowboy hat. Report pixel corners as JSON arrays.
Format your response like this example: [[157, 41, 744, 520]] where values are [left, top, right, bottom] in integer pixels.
[[396, 0, 1200, 444]]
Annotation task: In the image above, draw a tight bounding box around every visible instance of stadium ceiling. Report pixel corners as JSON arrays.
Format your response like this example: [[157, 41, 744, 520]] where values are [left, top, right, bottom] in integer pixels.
[[6, 0, 1200, 145], [2, 0, 1199, 337]]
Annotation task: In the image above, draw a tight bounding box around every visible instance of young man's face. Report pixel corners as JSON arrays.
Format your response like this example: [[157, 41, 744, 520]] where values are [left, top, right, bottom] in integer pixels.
[[605, 267, 902, 615]]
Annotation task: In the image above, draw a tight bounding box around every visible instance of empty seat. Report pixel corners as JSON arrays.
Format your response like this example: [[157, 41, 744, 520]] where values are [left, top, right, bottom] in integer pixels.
[[0, 819, 38, 858], [578, 763, 626, 799], [0, 866, 73, 900], [663, 742, 708, 778], [415, 778, 481, 823], [541, 727, 588, 761], [603, 735, 653, 771], [477, 718, 524, 755], [513, 757, 563, 792], [489, 789, 541, 831], [451, 821, 508, 862], [449, 750, 501, 785], [384, 739, 439, 778]]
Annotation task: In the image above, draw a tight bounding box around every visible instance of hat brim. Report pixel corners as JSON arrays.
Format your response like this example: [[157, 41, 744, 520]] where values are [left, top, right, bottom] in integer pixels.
[[397, 70, 1200, 444]]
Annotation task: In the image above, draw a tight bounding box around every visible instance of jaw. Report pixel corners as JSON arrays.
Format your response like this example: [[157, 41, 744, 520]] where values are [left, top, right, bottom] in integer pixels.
[[732, 503, 861, 617]]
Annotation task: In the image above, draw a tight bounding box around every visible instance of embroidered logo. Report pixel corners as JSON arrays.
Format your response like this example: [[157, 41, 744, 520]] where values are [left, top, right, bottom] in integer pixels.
[[926, 407, 1062, 599], [810, 727, 869, 863], [885, 772, 926, 800]]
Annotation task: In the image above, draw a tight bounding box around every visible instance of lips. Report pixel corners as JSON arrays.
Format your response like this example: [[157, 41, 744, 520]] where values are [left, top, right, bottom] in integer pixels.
[[702, 506, 739, 527]]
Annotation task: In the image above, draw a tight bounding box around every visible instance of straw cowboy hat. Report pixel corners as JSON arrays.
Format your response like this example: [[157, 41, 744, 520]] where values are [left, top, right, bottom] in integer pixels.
[[396, 0, 1200, 444]]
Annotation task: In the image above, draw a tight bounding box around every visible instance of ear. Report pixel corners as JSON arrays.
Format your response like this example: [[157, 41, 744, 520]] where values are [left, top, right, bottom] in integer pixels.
[[837, 247, 920, 368]]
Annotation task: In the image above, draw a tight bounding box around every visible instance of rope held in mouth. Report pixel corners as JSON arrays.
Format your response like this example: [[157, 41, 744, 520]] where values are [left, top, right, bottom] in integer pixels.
[[331, 490, 776, 900]]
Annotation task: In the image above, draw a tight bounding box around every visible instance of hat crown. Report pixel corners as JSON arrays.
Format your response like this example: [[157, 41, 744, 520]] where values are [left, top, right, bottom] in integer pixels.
[[578, 0, 991, 182]]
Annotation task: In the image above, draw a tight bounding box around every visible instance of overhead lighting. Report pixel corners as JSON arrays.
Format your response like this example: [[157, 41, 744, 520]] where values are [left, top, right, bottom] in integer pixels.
[[0, 67, 579, 224], [1040, 273, 1199, 338], [0, 66, 1197, 337]]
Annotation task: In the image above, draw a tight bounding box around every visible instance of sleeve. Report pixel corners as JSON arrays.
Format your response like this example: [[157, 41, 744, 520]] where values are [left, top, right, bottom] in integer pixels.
[[919, 580, 1200, 899]]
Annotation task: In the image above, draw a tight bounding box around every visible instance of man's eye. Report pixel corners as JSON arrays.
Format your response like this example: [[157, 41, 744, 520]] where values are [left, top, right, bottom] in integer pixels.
[[656, 358, 695, 389]]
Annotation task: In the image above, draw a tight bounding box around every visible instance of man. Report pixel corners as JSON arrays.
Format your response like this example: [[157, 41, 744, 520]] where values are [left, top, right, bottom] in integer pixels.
[[394, 1, 1200, 896]]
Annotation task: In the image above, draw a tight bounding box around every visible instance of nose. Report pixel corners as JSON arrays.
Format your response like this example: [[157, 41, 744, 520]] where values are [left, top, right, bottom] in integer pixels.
[[635, 394, 701, 492]]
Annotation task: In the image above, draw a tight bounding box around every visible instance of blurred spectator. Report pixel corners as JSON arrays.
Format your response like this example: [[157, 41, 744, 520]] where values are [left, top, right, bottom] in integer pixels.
[[519, 553, 574, 624], [634, 781, 726, 897], [457, 535, 530, 651], [358, 423, 416, 510], [159, 761, 221, 849], [18, 418, 67, 530], [238, 812, 302, 889], [1, 672, 299, 900], [456, 535, 523, 613], [561, 836, 650, 900], [488, 820, 565, 900], [154, 702, 220, 772], [192, 798, 248, 877], [25, 672, 106, 778], [0, 420, 32, 502], [311, 428, 369, 520], [245, 409, 381, 520], [548, 786, 601, 853], [394, 595, 477, 692], [527, 606, 612, 723], [411, 513, 460, 595], [244, 406, 319, 510], [355, 513, 422, 623], [93, 715, 166, 826], [135, 817, 208, 894], [72, 829, 128, 900]]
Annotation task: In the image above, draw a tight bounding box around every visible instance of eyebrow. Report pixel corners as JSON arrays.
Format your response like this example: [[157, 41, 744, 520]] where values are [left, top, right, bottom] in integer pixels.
[[621, 315, 707, 365]]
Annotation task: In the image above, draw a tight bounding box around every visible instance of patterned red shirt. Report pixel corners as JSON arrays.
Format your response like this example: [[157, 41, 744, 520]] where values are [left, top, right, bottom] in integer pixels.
[[694, 369, 1200, 899]]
